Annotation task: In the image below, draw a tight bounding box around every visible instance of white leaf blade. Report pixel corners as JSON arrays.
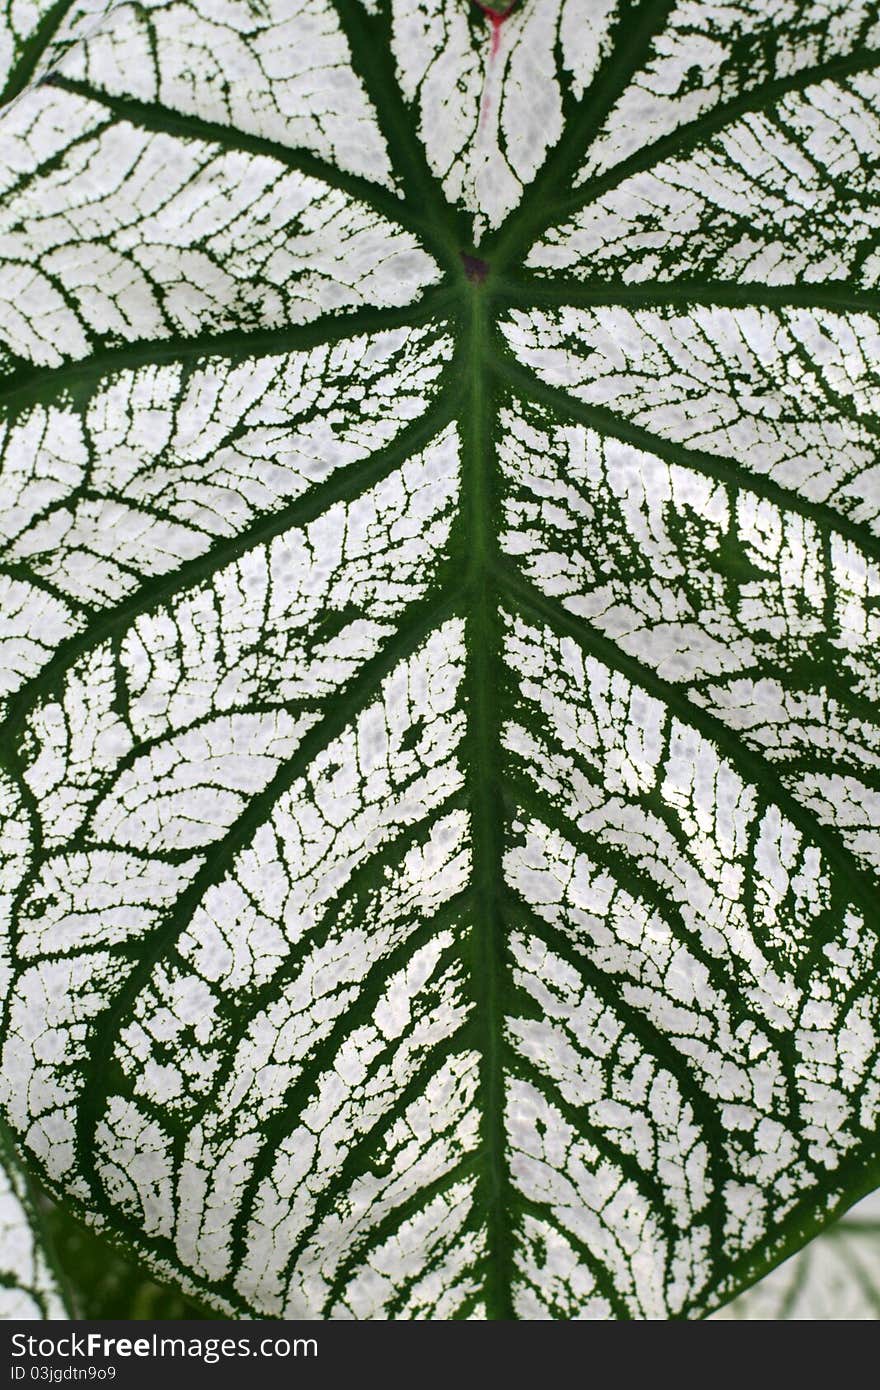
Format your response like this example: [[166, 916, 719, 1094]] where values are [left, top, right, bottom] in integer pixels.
[[576, 1, 880, 187], [0, 85, 438, 378], [500, 305, 880, 532], [0, 319, 454, 709], [55, 0, 396, 187], [528, 74, 880, 283]]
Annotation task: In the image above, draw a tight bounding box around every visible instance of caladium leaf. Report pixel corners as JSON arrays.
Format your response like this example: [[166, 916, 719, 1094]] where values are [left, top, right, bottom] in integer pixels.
[[0, 1122, 70, 1318], [714, 1192, 880, 1320], [2, 0, 880, 1321]]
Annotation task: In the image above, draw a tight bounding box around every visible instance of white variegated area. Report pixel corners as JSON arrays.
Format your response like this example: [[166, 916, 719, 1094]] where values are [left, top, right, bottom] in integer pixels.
[[498, 395, 880, 876], [391, 0, 617, 236], [0, 0, 392, 181], [578, 0, 880, 184], [0, 85, 437, 377], [61, 0, 395, 184], [501, 614, 879, 1315], [502, 307, 880, 527], [1, 0, 880, 1324], [0, 321, 453, 702], [530, 73, 880, 284], [0, 0, 112, 99]]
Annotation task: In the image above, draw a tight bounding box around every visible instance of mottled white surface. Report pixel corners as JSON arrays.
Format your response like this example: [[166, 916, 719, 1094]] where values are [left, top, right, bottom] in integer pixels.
[[499, 398, 880, 876], [0, 322, 452, 704], [0, 85, 437, 378], [0, 0, 392, 179], [392, 0, 616, 236], [502, 306, 880, 528], [501, 614, 880, 1315], [578, 1, 880, 184], [531, 74, 880, 284]]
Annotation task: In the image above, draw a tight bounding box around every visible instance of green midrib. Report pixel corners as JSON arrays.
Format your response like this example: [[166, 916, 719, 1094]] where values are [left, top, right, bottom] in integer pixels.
[[460, 280, 515, 1320]]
